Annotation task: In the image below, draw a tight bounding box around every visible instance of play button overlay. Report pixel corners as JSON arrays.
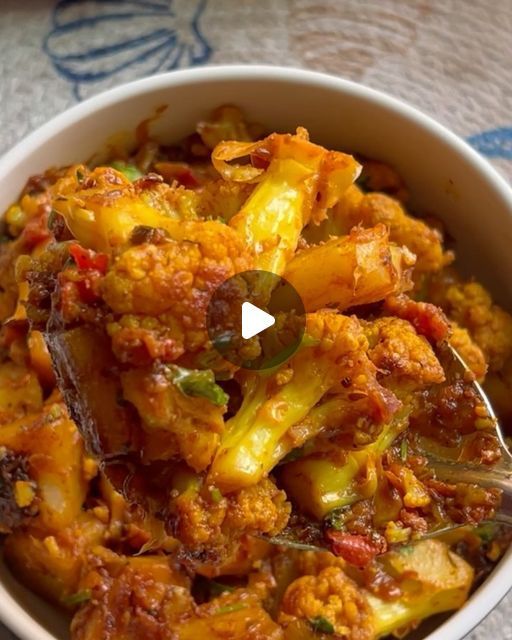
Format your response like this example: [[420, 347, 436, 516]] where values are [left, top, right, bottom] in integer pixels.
[[241, 301, 275, 339], [207, 270, 306, 370]]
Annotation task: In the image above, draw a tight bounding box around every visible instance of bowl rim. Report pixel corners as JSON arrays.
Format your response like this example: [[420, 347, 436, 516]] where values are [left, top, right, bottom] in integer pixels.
[[0, 64, 511, 640]]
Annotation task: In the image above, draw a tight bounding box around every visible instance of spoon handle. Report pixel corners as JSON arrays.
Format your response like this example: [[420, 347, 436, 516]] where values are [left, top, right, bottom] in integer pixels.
[[428, 457, 512, 526]]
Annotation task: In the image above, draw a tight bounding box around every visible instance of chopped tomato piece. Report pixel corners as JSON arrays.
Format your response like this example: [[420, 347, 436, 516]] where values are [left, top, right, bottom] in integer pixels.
[[326, 531, 387, 567], [69, 244, 108, 274]]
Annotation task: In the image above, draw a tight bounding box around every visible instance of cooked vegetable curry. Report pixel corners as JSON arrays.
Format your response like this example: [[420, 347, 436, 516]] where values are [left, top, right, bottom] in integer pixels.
[[0, 105, 511, 639]]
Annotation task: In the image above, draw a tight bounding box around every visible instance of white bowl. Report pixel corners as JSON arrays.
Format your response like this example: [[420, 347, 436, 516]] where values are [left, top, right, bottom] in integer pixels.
[[0, 65, 511, 640]]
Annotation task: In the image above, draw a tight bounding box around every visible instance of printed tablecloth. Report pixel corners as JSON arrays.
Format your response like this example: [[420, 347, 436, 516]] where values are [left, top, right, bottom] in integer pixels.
[[0, 1, 511, 639]]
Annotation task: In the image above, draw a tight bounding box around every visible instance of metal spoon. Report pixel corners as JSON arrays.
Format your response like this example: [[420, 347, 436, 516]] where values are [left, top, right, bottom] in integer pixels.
[[269, 342, 512, 552], [425, 343, 512, 527]]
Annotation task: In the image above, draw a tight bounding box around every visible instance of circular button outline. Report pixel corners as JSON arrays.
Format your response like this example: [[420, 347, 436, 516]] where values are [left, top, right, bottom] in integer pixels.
[[206, 270, 306, 371]]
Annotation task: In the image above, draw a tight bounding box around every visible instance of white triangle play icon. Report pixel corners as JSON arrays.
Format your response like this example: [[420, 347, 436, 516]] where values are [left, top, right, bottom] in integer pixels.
[[241, 301, 275, 340]]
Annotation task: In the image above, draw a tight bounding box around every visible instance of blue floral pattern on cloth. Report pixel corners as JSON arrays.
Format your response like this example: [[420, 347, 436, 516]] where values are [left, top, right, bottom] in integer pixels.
[[468, 127, 512, 160], [44, 0, 211, 100]]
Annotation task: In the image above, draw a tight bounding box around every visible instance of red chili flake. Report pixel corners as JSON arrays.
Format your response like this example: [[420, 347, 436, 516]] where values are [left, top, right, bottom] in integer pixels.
[[325, 531, 387, 567], [154, 162, 200, 188], [69, 244, 108, 274], [20, 213, 51, 250], [250, 148, 271, 170]]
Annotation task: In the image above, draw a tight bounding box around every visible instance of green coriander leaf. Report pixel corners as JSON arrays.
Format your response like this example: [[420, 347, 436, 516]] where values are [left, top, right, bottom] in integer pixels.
[[301, 333, 321, 348], [324, 506, 350, 531], [475, 522, 497, 543], [46, 404, 63, 422], [168, 365, 229, 406], [214, 602, 246, 615], [399, 545, 414, 556], [400, 439, 408, 461], [111, 161, 143, 182], [210, 487, 223, 503], [63, 589, 91, 607], [209, 581, 235, 597], [309, 616, 335, 634]]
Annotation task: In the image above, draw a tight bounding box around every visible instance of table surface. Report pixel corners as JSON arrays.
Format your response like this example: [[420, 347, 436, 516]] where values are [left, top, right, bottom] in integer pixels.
[[0, 1, 511, 639]]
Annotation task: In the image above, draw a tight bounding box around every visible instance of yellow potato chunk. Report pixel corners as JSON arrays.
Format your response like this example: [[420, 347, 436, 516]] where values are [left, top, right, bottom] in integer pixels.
[[284, 225, 415, 311]]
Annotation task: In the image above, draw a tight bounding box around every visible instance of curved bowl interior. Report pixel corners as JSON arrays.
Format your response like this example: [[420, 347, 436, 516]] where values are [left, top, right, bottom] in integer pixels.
[[0, 65, 511, 640]]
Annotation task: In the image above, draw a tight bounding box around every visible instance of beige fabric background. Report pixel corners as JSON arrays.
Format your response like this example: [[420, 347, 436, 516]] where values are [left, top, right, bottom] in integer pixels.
[[1, 0, 511, 178], [0, 1, 511, 639]]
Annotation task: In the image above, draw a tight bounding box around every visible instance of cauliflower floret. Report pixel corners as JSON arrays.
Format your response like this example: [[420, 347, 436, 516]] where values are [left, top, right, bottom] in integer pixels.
[[71, 551, 193, 640], [330, 187, 450, 275], [51, 166, 199, 252], [101, 220, 252, 362], [440, 281, 512, 371], [121, 365, 226, 472], [384, 293, 450, 343], [279, 566, 374, 639], [364, 317, 445, 390], [107, 313, 186, 364], [192, 536, 272, 579], [171, 477, 290, 556], [209, 311, 401, 492], [224, 477, 291, 534], [294, 550, 347, 576], [449, 323, 487, 382], [485, 357, 512, 423], [196, 178, 256, 222], [171, 486, 226, 548], [356, 193, 451, 275]]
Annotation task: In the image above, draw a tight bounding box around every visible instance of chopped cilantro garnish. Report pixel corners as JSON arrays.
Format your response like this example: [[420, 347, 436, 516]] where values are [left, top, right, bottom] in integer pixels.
[[475, 522, 497, 543], [301, 333, 321, 348], [309, 616, 335, 634], [46, 404, 63, 422], [167, 365, 228, 406], [400, 439, 408, 461], [324, 506, 350, 531], [63, 589, 91, 606], [214, 602, 246, 615], [209, 581, 235, 597], [399, 545, 414, 555], [210, 486, 223, 503], [110, 161, 143, 181]]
